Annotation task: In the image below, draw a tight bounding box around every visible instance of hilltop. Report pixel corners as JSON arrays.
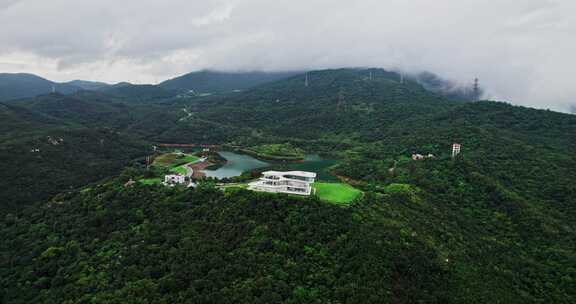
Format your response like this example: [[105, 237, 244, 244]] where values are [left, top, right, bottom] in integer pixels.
[[0, 73, 81, 101], [159, 70, 300, 93]]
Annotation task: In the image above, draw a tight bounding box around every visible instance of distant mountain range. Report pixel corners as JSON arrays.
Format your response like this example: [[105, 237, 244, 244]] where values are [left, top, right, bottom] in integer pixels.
[[0, 70, 301, 102], [0, 69, 484, 103], [0, 73, 82, 101]]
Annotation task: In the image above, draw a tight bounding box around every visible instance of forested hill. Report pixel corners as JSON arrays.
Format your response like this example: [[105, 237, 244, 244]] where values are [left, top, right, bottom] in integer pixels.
[[2, 68, 575, 208], [1, 160, 574, 302], [1, 68, 575, 302], [0, 73, 81, 101], [159, 70, 301, 93], [184, 68, 461, 143]]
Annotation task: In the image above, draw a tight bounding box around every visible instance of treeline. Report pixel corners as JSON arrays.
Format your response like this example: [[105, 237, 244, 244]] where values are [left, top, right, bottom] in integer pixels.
[[1, 183, 449, 303]]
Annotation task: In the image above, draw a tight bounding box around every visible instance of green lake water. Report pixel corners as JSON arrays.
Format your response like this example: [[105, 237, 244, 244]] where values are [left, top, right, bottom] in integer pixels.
[[202, 151, 338, 181]]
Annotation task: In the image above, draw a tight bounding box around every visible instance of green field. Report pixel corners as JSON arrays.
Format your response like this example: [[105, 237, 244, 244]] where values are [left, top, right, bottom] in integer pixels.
[[314, 182, 362, 205], [153, 153, 199, 176], [153, 153, 199, 167], [169, 165, 188, 175]]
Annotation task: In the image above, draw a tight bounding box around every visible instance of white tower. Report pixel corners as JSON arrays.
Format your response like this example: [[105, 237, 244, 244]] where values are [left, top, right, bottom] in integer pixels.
[[452, 143, 461, 159]]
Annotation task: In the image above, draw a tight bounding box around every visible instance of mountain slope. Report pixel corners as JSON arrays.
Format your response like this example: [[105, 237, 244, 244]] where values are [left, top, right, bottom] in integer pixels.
[[177, 68, 456, 144], [0, 184, 452, 303], [0, 128, 148, 210], [100, 83, 176, 102], [159, 70, 301, 93], [0, 92, 168, 208], [0, 73, 82, 101]]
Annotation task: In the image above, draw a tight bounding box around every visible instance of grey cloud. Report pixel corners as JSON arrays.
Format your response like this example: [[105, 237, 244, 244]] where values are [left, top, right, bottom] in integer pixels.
[[0, 0, 19, 10], [0, 0, 574, 112]]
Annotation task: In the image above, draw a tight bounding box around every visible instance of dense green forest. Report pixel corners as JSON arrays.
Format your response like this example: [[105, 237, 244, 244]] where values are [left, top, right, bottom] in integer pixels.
[[1, 68, 575, 303]]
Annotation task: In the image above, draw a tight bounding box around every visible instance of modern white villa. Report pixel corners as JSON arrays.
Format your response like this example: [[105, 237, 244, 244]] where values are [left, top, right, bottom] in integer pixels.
[[248, 171, 317, 196]]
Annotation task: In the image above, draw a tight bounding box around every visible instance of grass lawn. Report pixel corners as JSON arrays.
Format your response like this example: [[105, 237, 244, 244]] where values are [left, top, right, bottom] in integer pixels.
[[181, 155, 200, 163], [169, 165, 188, 175], [314, 182, 362, 205], [153, 153, 199, 167], [139, 178, 162, 185]]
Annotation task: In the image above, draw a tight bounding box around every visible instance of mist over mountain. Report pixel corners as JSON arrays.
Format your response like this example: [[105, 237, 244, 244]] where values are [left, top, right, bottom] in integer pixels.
[[1, 68, 485, 104], [2, 1, 574, 111], [1, 0, 575, 302], [415, 72, 483, 102]]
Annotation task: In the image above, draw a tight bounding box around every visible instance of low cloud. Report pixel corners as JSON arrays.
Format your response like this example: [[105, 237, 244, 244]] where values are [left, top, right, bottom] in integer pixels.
[[0, 0, 574, 111]]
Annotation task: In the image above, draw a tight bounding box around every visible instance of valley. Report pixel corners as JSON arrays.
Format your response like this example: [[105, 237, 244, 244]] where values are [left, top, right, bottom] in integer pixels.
[[1, 68, 575, 303]]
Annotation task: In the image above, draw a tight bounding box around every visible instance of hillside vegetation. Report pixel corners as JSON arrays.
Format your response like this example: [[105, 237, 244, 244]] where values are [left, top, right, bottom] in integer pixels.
[[0, 68, 575, 303]]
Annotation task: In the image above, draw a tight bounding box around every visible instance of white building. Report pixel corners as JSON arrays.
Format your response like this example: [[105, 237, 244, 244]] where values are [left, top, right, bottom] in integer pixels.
[[248, 171, 317, 196], [164, 174, 186, 186]]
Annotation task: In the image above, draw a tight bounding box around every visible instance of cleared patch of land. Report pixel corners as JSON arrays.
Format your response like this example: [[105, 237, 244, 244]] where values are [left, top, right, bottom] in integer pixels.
[[152, 153, 200, 176], [314, 182, 362, 205], [153, 153, 199, 167]]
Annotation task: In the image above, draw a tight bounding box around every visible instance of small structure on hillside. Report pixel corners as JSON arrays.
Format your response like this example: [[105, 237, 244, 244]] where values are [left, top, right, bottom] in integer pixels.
[[412, 153, 435, 161], [412, 153, 425, 160], [124, 179, 136, 188], [248, 171, 317, 196], [452, 143, 462, 159], [164, 174, 186, 186], [47, 136, 64, 146]]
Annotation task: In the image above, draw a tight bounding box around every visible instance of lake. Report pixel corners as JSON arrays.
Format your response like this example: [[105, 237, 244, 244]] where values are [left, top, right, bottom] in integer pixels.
[[202, 151, 269, 179], [202, 151, 338, 181]]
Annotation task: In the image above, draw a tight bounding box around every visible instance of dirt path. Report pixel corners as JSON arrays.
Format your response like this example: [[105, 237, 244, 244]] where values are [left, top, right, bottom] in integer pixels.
[[188, 160, 214, 179]]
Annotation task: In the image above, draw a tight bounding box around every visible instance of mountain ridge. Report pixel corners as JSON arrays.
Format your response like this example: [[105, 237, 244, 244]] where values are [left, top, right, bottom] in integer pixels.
[[159, 70, 303, 93]]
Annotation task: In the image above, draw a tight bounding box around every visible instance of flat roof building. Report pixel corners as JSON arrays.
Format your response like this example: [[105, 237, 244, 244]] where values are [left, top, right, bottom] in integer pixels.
[[248, 171, 317, 196]]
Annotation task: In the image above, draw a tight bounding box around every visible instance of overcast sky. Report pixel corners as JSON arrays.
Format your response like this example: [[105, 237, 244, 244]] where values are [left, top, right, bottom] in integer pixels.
[[0, 0, 574, 111]]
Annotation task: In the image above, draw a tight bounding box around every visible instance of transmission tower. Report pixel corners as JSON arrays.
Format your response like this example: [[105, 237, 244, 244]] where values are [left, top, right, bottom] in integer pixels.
[[305, 72, 309, 87], [473, 78, 480, 101]]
